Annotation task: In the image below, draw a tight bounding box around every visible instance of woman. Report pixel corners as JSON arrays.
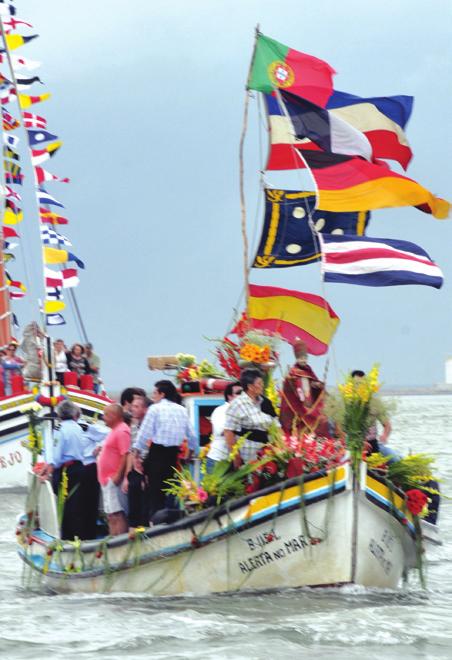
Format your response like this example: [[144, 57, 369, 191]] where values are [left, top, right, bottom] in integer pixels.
[[54, 338, 68, 384], [66, 343, 90, 384], [1, 341, 25, 395]]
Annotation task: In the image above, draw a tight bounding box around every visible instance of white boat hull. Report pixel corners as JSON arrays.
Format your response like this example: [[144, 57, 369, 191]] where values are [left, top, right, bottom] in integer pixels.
[[19, 464, 419, 595]]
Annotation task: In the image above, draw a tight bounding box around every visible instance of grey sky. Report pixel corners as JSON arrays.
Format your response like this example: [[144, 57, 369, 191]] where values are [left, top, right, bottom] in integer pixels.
[[10, 0, 452, 389]]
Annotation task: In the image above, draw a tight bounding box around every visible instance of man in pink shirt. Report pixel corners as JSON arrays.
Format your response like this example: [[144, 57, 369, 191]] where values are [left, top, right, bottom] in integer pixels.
[[97, 404, 131, 535]]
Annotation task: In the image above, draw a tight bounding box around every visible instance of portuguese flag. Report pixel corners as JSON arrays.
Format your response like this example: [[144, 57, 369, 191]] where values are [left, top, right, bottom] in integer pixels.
[[248, 33, 335, 108]]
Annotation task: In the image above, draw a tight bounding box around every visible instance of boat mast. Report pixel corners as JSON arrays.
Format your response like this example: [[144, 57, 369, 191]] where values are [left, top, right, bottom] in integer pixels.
[[0, 15, 51, 334], [239, 25, 260, 314], [0, 20, 15, 345]]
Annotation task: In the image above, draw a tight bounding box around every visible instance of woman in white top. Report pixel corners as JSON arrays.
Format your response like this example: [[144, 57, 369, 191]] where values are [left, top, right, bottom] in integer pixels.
[[54, 338, 68, 384], [206, 381, 242, 470]]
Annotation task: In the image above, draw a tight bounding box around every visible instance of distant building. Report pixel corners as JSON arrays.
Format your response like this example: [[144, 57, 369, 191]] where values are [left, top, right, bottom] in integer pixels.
[[445, 357, 452, 385]]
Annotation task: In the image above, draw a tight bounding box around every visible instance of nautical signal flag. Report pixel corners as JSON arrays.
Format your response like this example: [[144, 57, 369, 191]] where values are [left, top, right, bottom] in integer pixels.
[[34, 167, 69, 185], [2, 107, 19, 131], [248, 32, 335, 107], [3, 226, 19, 238], [36, 189, 64, 208], [43, 247, 85, 268], [0, 52, 40, 69], [6, 275, 26, 292], [40, 209, 68, 225], [46, 313, 65, 326], [1, 34, 38, 52], [2, 17, 34, 32], [9, 291, 25, 300], [31, 141, 62, 165], [43, 300, 65, 314], [40, 226, 71, 246], [22, 111, 46, 128], [301, 151, 450, 219], [3, 199, 23, 225], [3, 145, 19, 160], [319, 234, 444, 289], [247, 283, 339, 355], [18, 91, 50, 109], [263, 91, 413, 171], [45, 267, 79, 288], [27, 129, 58, 147], [253, 189, 369, 268], [0, 2, 17, 17], [3, 133, 19, 148]]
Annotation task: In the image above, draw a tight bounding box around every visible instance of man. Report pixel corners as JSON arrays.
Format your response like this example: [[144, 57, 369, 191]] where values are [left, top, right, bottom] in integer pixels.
[[85, 343, 101, 393], [279, 340, 325, 435], [224, 368, 277, 466], [124, 394, 152, 527], [207, 381, 241, 470], [45, 400, 86, 540], [134, 380, 197, 520], [97, 403, 131, 535]]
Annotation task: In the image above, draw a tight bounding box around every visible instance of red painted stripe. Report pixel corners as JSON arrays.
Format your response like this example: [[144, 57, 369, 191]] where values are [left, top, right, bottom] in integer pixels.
[[250, 318, 328, 355], [325, 248, 432, 266]]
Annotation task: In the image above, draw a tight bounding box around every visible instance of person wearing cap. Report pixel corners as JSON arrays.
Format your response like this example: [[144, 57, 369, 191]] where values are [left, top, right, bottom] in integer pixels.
[[85, 343, 101, 393], [279, 340, 325, 435]]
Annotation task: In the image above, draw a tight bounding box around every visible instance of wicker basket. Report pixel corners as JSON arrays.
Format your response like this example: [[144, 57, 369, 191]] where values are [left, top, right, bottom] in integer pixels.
[[147, 355, 179, 371]]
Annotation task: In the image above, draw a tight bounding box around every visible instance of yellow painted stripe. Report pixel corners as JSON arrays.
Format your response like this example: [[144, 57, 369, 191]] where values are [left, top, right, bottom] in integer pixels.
[[366, 474, 413, 523], [249, 294, 339, 345], [318, 178, 450, 219], [245, 466, 347, 519]]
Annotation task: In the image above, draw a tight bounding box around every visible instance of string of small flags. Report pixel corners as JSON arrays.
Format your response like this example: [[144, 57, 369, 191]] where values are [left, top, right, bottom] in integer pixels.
[[0, 0, 85, 327]]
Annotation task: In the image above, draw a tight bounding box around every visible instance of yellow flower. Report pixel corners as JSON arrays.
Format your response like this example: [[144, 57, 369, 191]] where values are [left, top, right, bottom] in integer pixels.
[[61, 468, 68, 499]]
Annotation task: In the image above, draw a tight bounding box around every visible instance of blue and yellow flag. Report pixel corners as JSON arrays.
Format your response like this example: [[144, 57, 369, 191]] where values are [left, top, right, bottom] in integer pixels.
[[253, 188, 370, 268]]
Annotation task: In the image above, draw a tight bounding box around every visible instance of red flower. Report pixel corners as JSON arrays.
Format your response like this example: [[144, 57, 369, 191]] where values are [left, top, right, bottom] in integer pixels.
[[405, 489, 428, 516], [263, 461, 278, 476], [287, 457, 304, 478]]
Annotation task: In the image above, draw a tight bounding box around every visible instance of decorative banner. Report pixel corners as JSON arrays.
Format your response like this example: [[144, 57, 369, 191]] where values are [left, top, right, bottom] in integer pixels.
[[46, 313, 66, 326], [30, 140, 62, 165], [3, 199, 23, 225], [3, 133, 19, 148], [1, 34, 39, 52], [248, 283, 340, 355], [18, 91, 51, 108], [4, 159, 23, 184], [253, 188, 370, 268], [43, 299, 65, 313], [319, 233, 444, 289], [27, 128, 58, 146], [45, 267, 79, 288], [43, 247, 85, 268], [34, 166, 69, 185], [2, 107, 19, 130], [36, 188, 64, 207], [39, 209, 68, 225], [40, 226, 71, 246], [22, 110, 46, 128]]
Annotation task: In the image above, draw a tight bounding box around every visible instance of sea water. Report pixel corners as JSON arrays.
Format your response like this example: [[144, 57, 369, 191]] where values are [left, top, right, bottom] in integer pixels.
[[0, 395, 451, 660]]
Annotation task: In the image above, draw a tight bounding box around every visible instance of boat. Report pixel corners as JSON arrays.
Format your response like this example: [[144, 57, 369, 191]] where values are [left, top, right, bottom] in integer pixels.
[[0, 7, 112, 488], [18, 418, 419, 595], [15, 16, 444, 595]]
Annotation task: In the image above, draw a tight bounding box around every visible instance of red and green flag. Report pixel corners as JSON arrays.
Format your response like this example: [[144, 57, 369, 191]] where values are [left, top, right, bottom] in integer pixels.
[[248, 32, 335, 107]]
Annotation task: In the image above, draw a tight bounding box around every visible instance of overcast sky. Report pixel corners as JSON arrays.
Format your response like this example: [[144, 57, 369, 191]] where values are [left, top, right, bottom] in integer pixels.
[[9, 0, 452, 390]]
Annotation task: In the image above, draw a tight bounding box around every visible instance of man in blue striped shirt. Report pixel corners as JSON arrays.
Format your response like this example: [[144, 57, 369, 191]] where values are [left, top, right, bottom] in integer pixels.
[[134, 380, 197, 521]]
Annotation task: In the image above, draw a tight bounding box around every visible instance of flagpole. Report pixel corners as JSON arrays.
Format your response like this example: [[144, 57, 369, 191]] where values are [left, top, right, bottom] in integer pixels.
[[0, 14, 48, 333], [239, 25, 260, 315]]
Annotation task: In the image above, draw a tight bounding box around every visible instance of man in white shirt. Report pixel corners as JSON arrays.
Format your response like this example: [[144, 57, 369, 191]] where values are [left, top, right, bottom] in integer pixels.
[[207, 381, 242, 470]]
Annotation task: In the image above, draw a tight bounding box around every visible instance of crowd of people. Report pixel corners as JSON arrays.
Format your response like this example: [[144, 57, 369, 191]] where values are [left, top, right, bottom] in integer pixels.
[[36, 340, 398, 541], [54, 339, 101, 391]]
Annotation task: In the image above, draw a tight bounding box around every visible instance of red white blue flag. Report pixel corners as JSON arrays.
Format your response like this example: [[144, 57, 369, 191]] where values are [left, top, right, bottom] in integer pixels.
[[320, 234, 443, 289]]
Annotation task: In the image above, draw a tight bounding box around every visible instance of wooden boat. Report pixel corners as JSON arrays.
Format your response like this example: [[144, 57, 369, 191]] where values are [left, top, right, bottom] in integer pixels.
[[17, 459, 418, 594]]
